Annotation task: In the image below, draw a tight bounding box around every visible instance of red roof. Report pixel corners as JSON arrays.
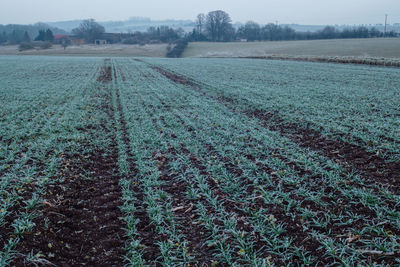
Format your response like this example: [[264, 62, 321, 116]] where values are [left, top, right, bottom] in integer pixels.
[[54, 35, 68, 39]]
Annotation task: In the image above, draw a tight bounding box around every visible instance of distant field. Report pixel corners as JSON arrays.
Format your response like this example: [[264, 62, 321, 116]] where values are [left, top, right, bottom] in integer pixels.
[[183, 38, 400, 58], [2, 39, 399, 61], [0, 44, 168, 57]]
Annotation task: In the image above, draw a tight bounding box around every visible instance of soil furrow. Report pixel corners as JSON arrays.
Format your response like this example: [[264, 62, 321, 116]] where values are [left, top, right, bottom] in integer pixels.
[[245, 109, 400, 194], [154, 147, 216, 264], [112, 64, 161, 262]]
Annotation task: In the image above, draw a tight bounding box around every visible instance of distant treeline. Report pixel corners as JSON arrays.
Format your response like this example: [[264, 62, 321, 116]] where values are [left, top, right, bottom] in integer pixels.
[[234, 24, 397, 41], [187, 11, 398, 42], [0, 23, 65, 44], [1, 11, 398, 46]]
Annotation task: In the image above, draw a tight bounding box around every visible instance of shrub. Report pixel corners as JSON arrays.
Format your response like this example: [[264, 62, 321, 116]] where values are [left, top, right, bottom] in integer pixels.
[[18, 42, 34, 51], [39, 42, 52, 49], [166, 39, 188, 58]]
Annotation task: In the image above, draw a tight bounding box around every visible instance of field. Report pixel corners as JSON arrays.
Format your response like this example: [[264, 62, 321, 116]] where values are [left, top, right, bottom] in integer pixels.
[[183, 38, 400, 59], [0, 44, 168, 57], [0, 55, 399, 266]]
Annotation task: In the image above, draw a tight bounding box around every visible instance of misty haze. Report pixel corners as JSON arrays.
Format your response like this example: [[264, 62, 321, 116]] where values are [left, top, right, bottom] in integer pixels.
[[1, 1, 400, 266]]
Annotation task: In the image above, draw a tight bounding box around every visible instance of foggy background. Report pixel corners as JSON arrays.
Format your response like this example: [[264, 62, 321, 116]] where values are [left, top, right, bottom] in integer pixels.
[[1, 0, 399, 25]]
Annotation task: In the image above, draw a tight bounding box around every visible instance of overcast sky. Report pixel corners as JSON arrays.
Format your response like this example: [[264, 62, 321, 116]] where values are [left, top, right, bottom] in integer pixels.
[[1, 0, 399, 25]]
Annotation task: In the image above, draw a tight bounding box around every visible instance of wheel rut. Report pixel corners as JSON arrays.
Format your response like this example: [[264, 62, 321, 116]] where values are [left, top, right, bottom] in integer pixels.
[[14, 60, 126, 266], [112, 64, 162, 262]]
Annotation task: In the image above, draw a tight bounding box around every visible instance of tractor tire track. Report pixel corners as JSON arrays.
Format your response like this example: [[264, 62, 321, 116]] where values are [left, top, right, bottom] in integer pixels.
[[14, 63, 126, 266], [112, 64, 162, 263]]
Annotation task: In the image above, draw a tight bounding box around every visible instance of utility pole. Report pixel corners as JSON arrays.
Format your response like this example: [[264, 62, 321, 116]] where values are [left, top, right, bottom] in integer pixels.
[[384, 14, 388, 37]]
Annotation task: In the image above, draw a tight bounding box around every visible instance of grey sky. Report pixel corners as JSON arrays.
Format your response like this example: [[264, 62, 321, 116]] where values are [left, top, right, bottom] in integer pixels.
[[1, 0, 399, 25]]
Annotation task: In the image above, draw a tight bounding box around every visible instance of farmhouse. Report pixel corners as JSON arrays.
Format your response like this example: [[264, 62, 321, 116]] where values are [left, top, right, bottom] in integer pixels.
[[70, 38, 85, 45], [53, 35, 69, 44]]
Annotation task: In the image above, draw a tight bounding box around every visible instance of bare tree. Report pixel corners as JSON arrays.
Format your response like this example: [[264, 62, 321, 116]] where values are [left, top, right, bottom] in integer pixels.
[[196, 13, 206, 34], [61, 39, 69, 51], [72, 19, 105, 43], [242, 21, 261, 41], [205, 10, 233, 41]]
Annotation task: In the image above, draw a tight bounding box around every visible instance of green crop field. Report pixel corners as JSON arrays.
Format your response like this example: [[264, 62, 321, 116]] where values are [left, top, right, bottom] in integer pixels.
[[0, 55, 399, 266]]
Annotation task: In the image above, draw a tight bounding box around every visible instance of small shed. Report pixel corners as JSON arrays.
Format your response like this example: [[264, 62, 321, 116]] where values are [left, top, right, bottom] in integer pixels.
[[95, 39, 107, 45]]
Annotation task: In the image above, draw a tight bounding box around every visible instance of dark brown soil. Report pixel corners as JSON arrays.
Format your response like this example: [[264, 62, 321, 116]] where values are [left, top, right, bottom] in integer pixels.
[[97, 65, 112, 83], [14, 149, 127, 266], [151, 66, 198, 87]]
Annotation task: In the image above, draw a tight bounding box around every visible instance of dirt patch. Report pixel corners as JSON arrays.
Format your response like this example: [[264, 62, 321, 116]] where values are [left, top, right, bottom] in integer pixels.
[[97, 64, 113, 83], [151, 66, 198, 87], [14, 149, 127, 266]]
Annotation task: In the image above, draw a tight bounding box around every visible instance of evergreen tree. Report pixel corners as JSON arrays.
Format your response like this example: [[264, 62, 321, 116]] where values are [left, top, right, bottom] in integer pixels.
[[35, 30, 46, 41], [45, 29, 54, 42], [23, 31, 31, 43], [0, 31, 6, 43]]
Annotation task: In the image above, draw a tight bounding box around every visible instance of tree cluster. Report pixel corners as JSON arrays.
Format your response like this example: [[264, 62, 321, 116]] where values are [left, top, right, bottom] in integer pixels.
[[34, 29, 54, 42], [0, 28, 56, 44], [121, 26, 184, 45], [0, 30, 30, 44], [0, 23, 65, 45], [72, 19, 105, 43], [189, 11, 235, 42]]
